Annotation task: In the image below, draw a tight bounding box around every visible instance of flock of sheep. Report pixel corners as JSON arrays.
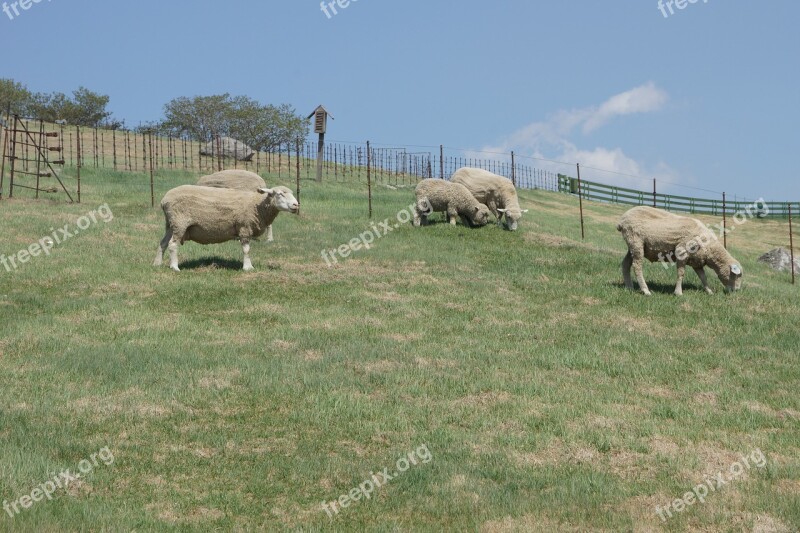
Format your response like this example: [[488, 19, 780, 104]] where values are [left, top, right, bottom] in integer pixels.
[[153, 167, 743, 296]]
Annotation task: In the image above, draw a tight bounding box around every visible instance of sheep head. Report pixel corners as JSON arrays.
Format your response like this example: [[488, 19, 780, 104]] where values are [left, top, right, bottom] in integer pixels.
[[497, 208, 529, 231], [259, 186, 299, 214], [470, 204, 492, 226], [717, 263, 743, 293]]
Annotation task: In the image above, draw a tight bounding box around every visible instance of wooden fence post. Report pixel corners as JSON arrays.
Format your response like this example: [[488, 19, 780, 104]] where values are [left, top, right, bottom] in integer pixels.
[[722, 192, 727, 249], [577, 163, 585, 240], [367, 141, 372, 219], [789, 203, 795, 285]]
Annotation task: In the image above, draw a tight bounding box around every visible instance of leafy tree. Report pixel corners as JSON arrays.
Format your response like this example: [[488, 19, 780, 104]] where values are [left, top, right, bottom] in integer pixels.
[[0, 78, 34, 116], [161, 94, 308, 151], [29, 86, 112, 127]]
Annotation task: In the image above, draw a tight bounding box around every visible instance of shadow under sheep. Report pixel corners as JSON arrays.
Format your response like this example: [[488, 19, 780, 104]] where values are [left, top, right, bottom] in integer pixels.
[[175, 257, 248, 271], [612, 280, 711, 295]]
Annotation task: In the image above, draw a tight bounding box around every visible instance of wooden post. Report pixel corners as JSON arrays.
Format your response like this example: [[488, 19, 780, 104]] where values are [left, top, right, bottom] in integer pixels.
[[9, 116, 17, 198], [35, 121, 43, 199], [790, 203, 795, 285], [315, 133, 325, 182], [76, 126, 82, 204], [440, 144, 444, 179], [577, 163, 585, 240], [0, 119, 7, 199], [295, 139, 301, 216], [510, 151, 517, 186], [367, 141, 372, 218], [722, 192, 727, 249], [216, 135, 223, 172], [149, 133, 155, 208], [653, 178, 657, 208]]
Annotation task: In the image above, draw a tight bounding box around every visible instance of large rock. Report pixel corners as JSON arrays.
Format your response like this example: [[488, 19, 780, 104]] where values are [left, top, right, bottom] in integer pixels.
[[200, 137, 255, 162], [757, 247, 800, 274]]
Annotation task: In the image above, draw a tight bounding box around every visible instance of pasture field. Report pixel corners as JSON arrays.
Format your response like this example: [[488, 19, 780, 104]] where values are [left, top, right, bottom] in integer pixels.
[[0, 168, 798, 532]]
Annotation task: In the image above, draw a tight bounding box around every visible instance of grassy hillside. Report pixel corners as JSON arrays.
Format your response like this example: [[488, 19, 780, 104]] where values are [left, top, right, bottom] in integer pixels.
[[0, 168, 797, 531]]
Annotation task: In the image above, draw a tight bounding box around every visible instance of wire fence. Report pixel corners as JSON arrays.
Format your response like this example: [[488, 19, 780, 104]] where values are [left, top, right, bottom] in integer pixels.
[[557, 174, 799, 219], [0, 116, 563, 202], [0, 115, 796, 220]]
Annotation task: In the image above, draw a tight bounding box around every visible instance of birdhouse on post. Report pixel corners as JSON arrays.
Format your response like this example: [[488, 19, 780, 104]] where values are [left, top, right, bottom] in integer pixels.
[[307, 105, 333, 182]]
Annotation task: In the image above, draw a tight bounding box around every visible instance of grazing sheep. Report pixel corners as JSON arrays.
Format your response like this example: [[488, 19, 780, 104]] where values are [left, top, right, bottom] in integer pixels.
[[413, 178, 491, 227], [154, 185, 299, 272], [196, 170, 280, 242], [451, 167, 528, 230], [617, 206, 743, 296]]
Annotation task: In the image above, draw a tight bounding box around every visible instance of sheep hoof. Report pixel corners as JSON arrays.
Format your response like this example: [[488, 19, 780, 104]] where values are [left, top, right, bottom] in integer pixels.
[[705, 288, 714, 295], [170, 266, 180, 272], [642, 290, 652, 297], [243, 265, 254, 272]]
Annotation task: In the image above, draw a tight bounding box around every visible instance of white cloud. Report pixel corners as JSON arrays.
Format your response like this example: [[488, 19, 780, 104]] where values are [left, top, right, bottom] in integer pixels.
[[582, 82, 668, 133], [475, 82, 684, 191]]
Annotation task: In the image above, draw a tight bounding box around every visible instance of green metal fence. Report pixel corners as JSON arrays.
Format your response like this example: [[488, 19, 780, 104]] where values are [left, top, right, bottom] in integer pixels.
[[557, 174, 798, 219]]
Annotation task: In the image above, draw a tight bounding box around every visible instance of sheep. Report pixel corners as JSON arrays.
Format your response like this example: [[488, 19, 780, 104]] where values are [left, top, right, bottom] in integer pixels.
[[153, 185, 299, 272], [196, 170, 279, 242], [197, 169, 266, 191], [450, 167, 528, 230], [617, 206, 743, 296], [413, 178, 492, 227]]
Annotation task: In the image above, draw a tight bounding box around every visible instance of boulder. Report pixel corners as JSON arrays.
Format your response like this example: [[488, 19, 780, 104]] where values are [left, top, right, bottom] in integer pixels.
[[757, 247, 800, 274], [199, 137, 255, 161]]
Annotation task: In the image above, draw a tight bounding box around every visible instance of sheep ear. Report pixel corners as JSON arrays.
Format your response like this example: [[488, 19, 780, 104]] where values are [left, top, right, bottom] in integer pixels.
[[473, 206, 480, 213], [730, 264, 742, 275], [257, 187, 274, 196], [497, 208, 507, 213]]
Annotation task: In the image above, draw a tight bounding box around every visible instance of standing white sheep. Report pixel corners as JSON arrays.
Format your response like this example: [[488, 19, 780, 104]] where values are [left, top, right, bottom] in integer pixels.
[[451, 167, 528, 230], [154, 185, 299, 272], [196, 170, 284, 242], [413, 179, 492, 227], [617, 206, 743, 296]]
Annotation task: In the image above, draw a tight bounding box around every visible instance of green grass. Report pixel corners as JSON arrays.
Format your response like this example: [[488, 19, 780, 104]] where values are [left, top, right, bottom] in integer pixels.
[[0, 168, 798, 532]]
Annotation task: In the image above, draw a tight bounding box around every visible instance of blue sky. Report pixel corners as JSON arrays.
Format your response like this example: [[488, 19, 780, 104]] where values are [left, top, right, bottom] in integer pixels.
[[2, 1, 797, 200]]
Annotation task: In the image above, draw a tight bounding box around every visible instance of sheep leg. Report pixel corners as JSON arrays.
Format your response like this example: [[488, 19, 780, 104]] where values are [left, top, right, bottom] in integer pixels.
[[154, 228, 172, 267], [694, 266, 714, 294], [266, 225, 274, 243], [413, 206, 423, 226], [621, 251, 634, 290], [674, 261, 686, 296], [631, 251, 651, 296], [447, 207, 458, 226], [167, 236, 181, 272], [241, 239, 253, 271], [488, 201, 502, 226]]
